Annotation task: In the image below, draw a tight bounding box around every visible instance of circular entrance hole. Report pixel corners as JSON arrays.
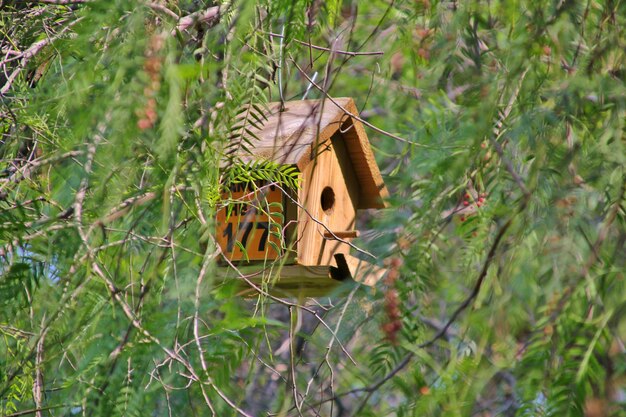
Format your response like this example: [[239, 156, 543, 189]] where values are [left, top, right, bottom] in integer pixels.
[[320, 187, 335, 213]]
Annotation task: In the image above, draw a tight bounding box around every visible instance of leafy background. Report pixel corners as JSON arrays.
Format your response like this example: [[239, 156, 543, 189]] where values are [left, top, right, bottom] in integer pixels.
[[1, 0, 625, 416]]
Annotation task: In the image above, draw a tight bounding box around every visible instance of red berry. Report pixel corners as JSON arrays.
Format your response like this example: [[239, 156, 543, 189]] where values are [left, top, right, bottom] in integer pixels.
[[137, 118, 152, 130], [463, 201, 470, 206], [477, 202, 482, 207], [460, 216, 465, 222], [465, 193, 471, 199]]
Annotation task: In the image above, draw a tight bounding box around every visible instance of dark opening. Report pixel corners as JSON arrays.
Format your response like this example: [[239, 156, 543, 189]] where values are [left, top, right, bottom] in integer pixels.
[[320, 187, 335, 213], [329, 254, 351, 281]]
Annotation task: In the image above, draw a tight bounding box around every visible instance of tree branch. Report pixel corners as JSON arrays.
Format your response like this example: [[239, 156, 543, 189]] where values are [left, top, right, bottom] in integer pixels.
[[338, 216, 515, 398], [489, 68, 531, 201], [0, 17, 83, 95], [291, 59, 456, 149], [170, 6, 221, 37], [267, 32, 384, 56], [27, 0, 88, 4], [32, 317, 47, 417]]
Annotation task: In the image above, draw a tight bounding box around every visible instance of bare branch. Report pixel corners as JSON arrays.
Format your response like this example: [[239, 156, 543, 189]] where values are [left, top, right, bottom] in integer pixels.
[[490, 68, 531, 200], [338, 215, 515, 399], [32, 317, 47, 417], [91, 261, 253, 416], [27, 0, 88, 4], [0, 150, 84, 191], [0, 17, 83, 95], [215, 240, 358, 366], [267, 32, 384, 56], [291, 59, 458, 149], [147, 3, 179, 20], [3, 405, 69, 417], [171, 6, 221, 37]]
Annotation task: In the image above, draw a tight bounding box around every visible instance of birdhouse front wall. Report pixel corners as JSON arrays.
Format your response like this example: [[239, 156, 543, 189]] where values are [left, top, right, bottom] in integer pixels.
[[296, 134, 360, 266], [215, 182, 285, 262]]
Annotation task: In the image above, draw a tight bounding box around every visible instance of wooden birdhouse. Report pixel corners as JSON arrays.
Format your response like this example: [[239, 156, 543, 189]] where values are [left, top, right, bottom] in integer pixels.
[[216, 97, 388, 296]]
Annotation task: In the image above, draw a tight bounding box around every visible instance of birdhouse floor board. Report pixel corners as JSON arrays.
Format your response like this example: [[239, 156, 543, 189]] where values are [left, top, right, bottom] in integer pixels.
[[216, 255, 385, 297], [217, 264, 345, 297]]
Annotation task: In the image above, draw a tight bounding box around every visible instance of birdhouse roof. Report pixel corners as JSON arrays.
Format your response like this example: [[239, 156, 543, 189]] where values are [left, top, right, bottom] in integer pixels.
[[240, 97, 388, 209]]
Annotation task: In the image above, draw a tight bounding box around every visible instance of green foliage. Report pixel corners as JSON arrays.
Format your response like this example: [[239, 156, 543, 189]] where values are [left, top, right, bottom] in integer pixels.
[[1, 0, 625, 416], [223, 160, 300, 191]]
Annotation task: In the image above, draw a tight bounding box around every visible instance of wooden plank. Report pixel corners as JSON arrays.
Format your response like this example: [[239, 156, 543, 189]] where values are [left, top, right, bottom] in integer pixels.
[[241, 99, 352, 170], [343, 254, 386, 286], [282, 190, 299, 263], [216, 183, 284, 262], [339, 99, 389, 209], [216, 264, 350, 297], [297, 135, 357, 266], [216, 255, 386, 297], [323, 230, 360, 239]]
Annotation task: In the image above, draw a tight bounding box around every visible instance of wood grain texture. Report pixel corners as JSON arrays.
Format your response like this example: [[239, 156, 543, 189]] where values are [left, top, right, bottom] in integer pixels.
[[322, 230, 360, 239], [216, 255, 386, 297], [297, 134, 357, 266], [240, 97, 388, 208], [338, 99, 390, 209], [343, 254, 386, 287], [216, 264, 349, 297]]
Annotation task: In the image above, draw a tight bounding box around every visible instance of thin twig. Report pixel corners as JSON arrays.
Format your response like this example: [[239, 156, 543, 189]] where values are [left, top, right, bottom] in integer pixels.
[[291, 59, 453, 149], [170, 6, 221, 37], [489, 68, 531, 200], [216, 240, 358, 365], [91, 261, 252, 416], [289, 306, 305, 416], [272, 183, 375, 259], [27, 0, 88, 4], [3, 405, 70, 417], [267, 32, 383, 56], [73, 131, 102, 242], [1, 17, 83, 95], [147, 3, 179, 20], [32, 316, 47, 417], [0, 150, 84, 191], [193, 246, 214, 377], [338, 216, 515, 398]]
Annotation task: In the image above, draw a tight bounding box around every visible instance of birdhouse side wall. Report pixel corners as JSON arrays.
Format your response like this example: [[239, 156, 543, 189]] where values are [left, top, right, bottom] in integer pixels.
[[296, 134, 359, 266]]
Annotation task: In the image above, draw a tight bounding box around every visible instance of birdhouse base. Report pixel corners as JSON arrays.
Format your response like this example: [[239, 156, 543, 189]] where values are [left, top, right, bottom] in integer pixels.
[[217, 254, 385, 298]]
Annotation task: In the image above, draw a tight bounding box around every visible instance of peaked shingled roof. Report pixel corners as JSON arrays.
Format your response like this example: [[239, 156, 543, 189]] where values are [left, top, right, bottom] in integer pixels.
[[241, 97, 388, 209]]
